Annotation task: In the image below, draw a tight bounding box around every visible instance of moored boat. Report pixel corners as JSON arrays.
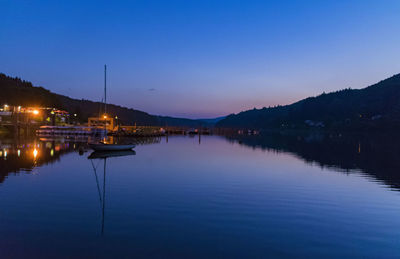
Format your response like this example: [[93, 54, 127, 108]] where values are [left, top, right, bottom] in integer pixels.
[[87, 65, 135, 152], [88, 149, 136, 159], [88, 142, 135, 151]]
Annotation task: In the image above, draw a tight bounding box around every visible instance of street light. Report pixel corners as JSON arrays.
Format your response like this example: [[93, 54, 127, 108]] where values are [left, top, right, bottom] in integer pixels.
[[33, 109, 39, 115]]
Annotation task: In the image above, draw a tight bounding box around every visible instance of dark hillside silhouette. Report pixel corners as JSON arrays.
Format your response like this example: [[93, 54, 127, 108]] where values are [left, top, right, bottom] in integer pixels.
[[0, 73, 205, 126], [217, 73, 400, 130]]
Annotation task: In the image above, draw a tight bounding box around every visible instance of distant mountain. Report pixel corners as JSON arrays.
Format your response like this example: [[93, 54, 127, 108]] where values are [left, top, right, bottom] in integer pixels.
[[198, 116, 226, 124], [0, 73, 211, 127], [158, 116, 211, 127], [217, 74, 400, 131]]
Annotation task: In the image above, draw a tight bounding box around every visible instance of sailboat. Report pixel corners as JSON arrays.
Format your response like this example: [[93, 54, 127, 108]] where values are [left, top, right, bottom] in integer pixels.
[[89, 65, 136, 152]]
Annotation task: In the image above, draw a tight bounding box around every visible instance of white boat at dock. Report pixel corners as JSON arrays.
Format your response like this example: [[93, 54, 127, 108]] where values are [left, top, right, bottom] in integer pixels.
[[36, 125, 104, 136]]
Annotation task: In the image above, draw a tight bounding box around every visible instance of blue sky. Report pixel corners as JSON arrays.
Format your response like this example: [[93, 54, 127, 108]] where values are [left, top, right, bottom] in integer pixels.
[[1, 0, 400, 118]]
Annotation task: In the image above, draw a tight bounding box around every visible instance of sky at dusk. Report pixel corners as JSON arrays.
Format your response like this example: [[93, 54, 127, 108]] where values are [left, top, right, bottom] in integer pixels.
[[2, 0, 400, 118]]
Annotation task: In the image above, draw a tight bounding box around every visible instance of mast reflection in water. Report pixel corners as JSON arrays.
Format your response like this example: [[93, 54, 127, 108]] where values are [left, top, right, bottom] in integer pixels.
[[88, 150, 136, 235]]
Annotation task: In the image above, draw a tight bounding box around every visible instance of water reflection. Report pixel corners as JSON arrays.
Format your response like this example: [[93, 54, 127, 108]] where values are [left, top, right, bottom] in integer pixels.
[[226, 131, 400, 190], [0, 136, 85, 183], [88, 150, 136, 235], [1, 134, 400, 257], [0, 135, 154, 184], [3, 132, 400, 192]]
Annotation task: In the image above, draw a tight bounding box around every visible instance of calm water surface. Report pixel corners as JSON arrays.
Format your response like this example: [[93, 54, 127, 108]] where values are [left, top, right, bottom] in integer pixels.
[[1, 134, 400, 258]]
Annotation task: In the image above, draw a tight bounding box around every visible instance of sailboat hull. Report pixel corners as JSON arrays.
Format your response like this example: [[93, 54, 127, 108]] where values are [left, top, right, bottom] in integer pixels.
[[88, 150, 136, 159], [89, 143, 136, 151]]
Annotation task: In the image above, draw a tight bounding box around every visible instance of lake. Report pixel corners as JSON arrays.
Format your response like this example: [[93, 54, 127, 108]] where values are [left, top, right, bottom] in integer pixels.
[[1, 133, 400, 258]]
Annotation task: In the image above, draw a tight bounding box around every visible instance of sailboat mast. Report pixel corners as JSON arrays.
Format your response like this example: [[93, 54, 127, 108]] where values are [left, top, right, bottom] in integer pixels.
[[104, 64, 107, 115]]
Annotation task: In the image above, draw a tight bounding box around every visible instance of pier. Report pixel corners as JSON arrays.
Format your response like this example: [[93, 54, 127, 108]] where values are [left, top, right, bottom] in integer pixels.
[[0, 105, 213, 138]]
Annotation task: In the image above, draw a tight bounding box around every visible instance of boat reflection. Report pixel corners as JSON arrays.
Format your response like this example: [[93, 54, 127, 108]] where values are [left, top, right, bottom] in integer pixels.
[[88, 149, 136, 235]]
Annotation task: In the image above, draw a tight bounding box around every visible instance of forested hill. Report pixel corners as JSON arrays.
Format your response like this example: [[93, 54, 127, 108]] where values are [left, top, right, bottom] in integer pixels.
[[217, 73, 400, 131], [0, 73, 203, 126]]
